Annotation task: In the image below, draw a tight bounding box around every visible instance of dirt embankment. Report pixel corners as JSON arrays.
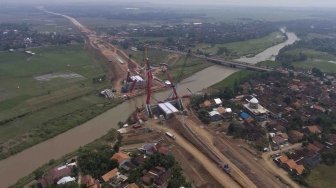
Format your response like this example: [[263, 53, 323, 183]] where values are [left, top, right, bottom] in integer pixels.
[[147, 120, 241, 188]]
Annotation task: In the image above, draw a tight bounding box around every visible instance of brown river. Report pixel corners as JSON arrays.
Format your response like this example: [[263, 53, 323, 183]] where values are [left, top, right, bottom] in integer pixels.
[[0, 65, 238, 187]]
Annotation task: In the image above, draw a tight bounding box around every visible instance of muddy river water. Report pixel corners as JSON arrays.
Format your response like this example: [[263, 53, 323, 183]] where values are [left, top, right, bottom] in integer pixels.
[[236, 31, 299, 64], [0, 65, 238, 187]]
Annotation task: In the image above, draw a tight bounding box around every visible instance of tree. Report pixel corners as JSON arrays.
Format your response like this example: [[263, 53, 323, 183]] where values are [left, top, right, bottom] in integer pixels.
[[168, 165, 192, 188], [127, 168, 142, 183], [197, 109, 210, 124], [33, 169, 44, 180], [77, 149, 118, 178], [312, 67, 323, 77], [321, 149, 336, 165], [284, 96, 291, 105]]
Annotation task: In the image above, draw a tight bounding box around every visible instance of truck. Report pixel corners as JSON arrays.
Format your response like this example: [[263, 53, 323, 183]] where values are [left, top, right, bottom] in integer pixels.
[[165, 132, 176, 140]]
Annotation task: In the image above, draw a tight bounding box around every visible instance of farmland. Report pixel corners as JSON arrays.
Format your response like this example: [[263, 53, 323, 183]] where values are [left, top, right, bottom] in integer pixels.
[[194, 32, 286, 58], [0, 44, 120, 159], [306, 164, 336, 188], [280, 48, 336, 72], [210, 70, 259, 91], [128, 48, 211, 82]]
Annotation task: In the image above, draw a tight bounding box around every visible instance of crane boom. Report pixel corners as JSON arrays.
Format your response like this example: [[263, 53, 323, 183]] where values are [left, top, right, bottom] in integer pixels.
[[177, 49, 191, 82]]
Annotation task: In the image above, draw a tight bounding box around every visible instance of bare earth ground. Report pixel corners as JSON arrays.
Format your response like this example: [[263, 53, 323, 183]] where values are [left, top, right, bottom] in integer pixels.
[[120, 127, 222, 188], [184, 102, 300, 188], [146, 121, 241, 188]]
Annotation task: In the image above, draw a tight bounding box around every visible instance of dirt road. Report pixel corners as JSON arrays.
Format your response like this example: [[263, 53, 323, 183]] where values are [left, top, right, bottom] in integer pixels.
[[185, 108, 300, 188], [41, 8, 139, 92], [261, 144, 302, 188], [147, 123, 241, 188], [178, 116, 257, 188]]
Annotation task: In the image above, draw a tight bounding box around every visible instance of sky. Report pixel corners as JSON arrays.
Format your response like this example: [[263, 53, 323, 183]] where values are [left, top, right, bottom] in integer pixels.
[[2, 0, 336, 7]]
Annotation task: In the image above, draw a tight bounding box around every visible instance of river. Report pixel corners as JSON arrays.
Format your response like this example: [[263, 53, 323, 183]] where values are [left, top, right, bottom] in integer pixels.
[[235, 31, 299, 64], [0, 65, 238, 187]]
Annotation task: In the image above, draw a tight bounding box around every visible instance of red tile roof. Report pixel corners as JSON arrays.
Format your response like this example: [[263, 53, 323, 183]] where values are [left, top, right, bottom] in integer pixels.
[[111, 152, 130, 164], [102, 168, 118, 182], [279, 155, 289, 163], [307, 125, 322, 134]]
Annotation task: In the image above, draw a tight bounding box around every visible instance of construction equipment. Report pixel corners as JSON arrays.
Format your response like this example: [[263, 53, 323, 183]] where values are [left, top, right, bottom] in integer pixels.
[[177, 49, 191, 82], [164, 49, 192, 100], [160, 63, 179, 100], [145, 57, 154, 117]]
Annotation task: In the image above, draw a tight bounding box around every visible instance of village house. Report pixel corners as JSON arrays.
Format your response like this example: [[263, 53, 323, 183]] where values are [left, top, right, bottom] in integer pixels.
[[288, 130, 304, 143], [276, 155, 305, 175], [38, 163, 76, 187], [102, 168, 119, 183], [125, 183, 139, 188], [139, 143, 170, 156], [240, 112, 254, 124], [326, 134, 336, 147], [112, 152, 130, 165], [214, 98, 223, 106], [243, 97, 269, 120], [271, 135, 288, 148], [209, 110, 222, 122], [288, 148, 321, 169], [142, 166, 171, 186], [305, 125, 322, 135], [81, 175, 100, 188]]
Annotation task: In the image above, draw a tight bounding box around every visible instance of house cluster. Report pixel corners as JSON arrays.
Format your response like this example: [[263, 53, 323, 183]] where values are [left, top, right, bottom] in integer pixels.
[[235, 74, 336, 171], [274, 155, 305, 176], [100, 142, 172, 188], [38, 162, 77, 187], [107, 21, 276, 54], [273, 125, 335, 176], [201, 98, 233, 122], [37, 143, 172, 188]]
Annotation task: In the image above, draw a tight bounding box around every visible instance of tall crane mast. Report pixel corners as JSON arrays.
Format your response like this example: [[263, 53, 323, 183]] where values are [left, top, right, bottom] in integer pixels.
[[145, 57, 153, 105]]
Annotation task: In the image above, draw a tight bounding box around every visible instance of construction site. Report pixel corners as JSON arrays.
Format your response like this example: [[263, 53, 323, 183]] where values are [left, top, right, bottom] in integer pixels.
[[97, 34, 298, 188], [37, 8, 302, 188]]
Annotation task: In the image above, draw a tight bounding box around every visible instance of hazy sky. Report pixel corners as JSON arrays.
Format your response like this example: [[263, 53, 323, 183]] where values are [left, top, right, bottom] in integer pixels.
[[3, 0, 336, 7]]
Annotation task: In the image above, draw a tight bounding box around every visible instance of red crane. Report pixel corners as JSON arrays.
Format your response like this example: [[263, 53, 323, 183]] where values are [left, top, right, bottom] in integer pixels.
[[161, 49, 191, 101], [145, 58, 153, 105], [160, 63, 179, 100]]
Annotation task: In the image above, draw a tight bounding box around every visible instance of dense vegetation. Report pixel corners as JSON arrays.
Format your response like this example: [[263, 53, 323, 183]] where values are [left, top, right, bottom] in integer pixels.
[[77, 130, 121, 178], [282, 19, 336, 37]]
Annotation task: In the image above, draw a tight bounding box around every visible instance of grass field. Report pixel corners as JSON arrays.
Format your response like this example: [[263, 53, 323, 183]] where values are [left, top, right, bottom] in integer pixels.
[[0, 44, 105, 118], [0, 44, 119, 159], [257, 60, 282, 68], [210, 70, 259, 90], [194, 32, 286, 58], [128, 48, 211, 82], [306, 164, 336, 188], [282, 48, 336, 72]]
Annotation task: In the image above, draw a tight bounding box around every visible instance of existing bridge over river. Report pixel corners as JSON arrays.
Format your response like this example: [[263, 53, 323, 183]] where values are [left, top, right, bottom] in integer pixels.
[[151, 47, 274, 72]]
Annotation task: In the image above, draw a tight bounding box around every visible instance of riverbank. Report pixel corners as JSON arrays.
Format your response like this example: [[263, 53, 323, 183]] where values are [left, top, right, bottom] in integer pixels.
[[236, 31, 299, 64], [0, 65, 238, 187]]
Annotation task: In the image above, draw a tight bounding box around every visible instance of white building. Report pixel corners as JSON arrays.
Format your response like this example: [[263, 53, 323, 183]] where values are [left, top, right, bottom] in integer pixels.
[[214, 98, 222, 105], [57, 176, 76, 185], [158, 102, 179, 119], [243, 97, 269, 120]]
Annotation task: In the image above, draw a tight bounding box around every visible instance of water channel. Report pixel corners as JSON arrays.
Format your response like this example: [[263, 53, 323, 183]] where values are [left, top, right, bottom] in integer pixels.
[[236, 31, 299, 64]]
